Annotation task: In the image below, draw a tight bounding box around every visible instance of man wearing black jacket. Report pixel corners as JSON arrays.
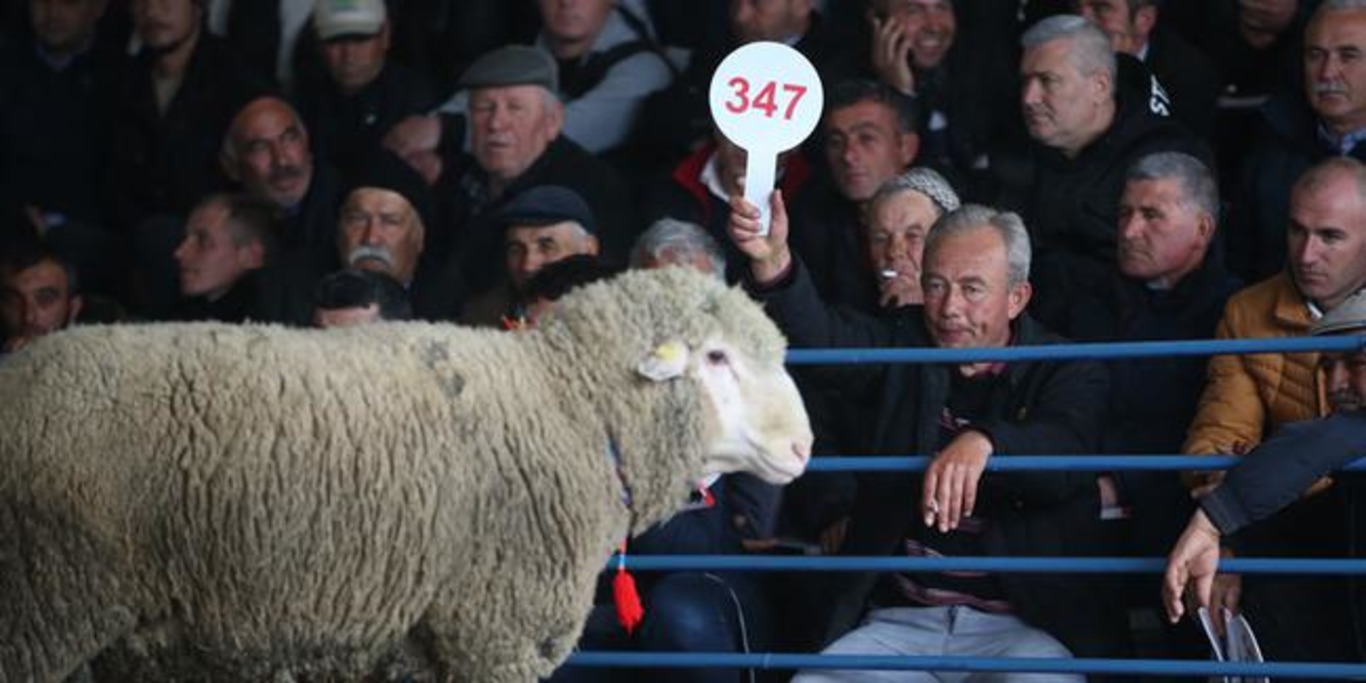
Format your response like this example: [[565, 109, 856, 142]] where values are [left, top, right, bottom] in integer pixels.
[[729, 193, 1127, 677], [1012, 14, 1208, 330]]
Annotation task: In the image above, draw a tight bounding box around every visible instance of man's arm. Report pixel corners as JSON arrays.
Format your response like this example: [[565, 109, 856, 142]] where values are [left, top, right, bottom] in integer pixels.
[[922, 353, 1111, 531], [1202, 413, 1366, 534], [728, 192, 911, 396], [974, 356, 1112, 505], [1162, 508, 1222, 623], [1164, 413, 1366, 624], [560, 51, 673, 154], [1183, 314, 1269, 460]]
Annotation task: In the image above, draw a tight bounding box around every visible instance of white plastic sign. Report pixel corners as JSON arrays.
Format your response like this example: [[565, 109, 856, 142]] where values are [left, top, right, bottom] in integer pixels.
[[709, 42, 824, 235]]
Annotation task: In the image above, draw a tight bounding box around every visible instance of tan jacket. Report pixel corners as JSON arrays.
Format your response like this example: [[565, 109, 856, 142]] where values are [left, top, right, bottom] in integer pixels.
[[1183, 273, 1328, 476]]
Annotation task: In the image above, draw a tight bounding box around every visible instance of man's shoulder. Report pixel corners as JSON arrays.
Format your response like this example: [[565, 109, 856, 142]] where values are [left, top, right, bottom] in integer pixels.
[[1223, 273, 1297, 315], [1218, 272, 1313, 338], [529, 137, 626, 189]]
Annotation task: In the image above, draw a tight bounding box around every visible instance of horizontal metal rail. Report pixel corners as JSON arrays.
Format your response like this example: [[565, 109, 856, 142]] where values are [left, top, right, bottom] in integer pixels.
[[804, 454, 1366, 472], [616, 555, 1366, 575], [786, 335, 1365, 365], [565, 652, 1366, 678]]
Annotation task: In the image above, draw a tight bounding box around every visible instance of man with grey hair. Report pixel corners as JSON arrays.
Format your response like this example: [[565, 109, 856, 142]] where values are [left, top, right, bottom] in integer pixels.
[[384, 46, 634, 298], [629, 218, 727, 281], [728, 191, 1126, 670], [1234, 0, 1366, 280], [1014, 14, 1207, 331], [1036, 152, 1240, 640], [384, 0, 671, 158]]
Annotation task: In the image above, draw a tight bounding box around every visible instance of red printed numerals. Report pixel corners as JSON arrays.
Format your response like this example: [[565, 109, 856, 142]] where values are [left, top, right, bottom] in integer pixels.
[[724, 77, 808, 121]]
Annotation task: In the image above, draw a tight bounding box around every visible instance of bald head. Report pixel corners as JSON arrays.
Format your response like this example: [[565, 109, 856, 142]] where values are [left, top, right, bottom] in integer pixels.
[[221, 96, 315, 209]]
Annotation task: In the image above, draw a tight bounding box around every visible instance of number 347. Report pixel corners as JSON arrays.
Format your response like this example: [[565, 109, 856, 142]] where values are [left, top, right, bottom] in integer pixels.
[[724, 77, 808, 121]]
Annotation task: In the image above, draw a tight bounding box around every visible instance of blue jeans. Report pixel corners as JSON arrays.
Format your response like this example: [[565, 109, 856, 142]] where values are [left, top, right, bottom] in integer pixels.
[[545, 572, 771, 683]]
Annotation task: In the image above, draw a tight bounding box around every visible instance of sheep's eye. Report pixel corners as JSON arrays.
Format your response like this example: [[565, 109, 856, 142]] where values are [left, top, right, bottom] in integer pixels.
[[706, 350, 729, 365]]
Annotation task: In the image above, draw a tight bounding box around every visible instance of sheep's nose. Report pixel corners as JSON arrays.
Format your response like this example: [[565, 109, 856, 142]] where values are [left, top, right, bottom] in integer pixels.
[[791, 439, 812, 465]]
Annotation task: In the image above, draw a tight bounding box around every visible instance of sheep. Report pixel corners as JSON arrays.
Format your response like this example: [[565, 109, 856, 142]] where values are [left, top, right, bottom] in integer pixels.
[[0, 268, 814, 683]]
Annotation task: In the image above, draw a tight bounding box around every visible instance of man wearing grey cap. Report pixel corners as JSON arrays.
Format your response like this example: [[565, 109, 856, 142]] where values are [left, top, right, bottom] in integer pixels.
[[385, 1, 671, 157], [387, 46, 634, 298], [1163, 288, 1366, 651]]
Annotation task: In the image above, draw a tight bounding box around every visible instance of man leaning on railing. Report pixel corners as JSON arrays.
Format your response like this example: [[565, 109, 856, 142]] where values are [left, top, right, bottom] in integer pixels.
[[729, 191, 1128, 681]]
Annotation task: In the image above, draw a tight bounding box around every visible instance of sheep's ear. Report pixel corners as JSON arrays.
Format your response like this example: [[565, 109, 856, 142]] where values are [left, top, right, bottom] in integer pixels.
[[637, 341, 689, 382]]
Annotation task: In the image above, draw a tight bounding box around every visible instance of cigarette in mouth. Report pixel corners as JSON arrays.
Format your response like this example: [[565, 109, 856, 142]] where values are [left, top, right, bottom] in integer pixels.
[[879, 269, 898, 280]]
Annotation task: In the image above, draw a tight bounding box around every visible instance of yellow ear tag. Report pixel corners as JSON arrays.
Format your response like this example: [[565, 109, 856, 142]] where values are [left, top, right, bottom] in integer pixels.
[[637, 342, 689, 382]]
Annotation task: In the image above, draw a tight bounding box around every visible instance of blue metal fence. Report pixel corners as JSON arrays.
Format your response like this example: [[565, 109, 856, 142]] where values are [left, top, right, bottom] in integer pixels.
[[565, 336, 1366, 679]]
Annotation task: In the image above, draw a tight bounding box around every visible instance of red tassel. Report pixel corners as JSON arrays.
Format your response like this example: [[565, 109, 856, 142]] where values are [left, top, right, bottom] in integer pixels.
[[613, 542, 644, 634]]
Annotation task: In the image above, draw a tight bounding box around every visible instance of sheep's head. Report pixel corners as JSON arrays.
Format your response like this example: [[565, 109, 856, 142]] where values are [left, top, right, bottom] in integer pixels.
[[635, 335, 811, 484], [537, 268, 813, 523]]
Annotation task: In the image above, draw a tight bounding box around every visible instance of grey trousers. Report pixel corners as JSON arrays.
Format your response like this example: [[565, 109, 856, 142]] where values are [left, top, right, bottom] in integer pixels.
[[792, 605, 1085, 683]]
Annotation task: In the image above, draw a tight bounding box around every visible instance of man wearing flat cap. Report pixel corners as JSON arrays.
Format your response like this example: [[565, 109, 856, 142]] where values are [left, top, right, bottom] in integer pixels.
[[336, 151, 463, 321], [461, 185, 602, 328], [381, 45, 635, 296]]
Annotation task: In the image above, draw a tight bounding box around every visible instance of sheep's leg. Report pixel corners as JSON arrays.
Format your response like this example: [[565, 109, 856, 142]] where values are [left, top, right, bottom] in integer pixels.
[[421, 569, 588, 683], [0, 504, 139, 683]]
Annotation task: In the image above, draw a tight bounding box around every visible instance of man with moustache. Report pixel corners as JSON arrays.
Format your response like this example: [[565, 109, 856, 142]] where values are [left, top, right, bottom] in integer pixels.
[[221, 96, 345, 272], [1234, 0, 1366, 280], [335, 153, 462, 321]]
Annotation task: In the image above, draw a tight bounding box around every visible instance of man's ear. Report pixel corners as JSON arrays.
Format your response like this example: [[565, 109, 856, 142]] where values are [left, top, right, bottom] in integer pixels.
[[239, 241, 267, 270], [637, 341, 689, 381], [545, 97, 566, 140], [1196, 211, 1215, 242], [220, 148, 240, 184], [1007, 280, 1032, 320], [1134, 6, 1158, 42], [1092, 67, 1114, 104], [899, 130, 920, 168], [67, 295, 84, 325]]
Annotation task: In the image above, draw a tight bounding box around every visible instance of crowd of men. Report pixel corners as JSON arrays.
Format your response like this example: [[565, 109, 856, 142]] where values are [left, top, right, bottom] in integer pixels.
[[5, 0, 1366, 680]]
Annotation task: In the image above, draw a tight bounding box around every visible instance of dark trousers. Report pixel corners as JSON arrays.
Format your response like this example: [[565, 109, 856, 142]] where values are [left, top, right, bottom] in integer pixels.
[[545, 572, 771, 683]]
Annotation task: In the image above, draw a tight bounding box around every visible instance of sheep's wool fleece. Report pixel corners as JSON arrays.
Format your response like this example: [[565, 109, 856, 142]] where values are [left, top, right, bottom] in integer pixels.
[[0, 268, 790, 682]]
